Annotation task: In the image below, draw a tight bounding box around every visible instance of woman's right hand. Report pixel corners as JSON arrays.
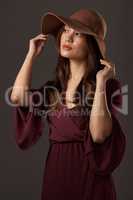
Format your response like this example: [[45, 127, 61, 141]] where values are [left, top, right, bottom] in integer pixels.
[[28, 34, 49, 58]]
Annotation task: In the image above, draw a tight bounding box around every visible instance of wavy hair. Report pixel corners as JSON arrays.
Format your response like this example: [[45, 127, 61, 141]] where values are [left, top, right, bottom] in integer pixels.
[[45, 25, 104, 111]]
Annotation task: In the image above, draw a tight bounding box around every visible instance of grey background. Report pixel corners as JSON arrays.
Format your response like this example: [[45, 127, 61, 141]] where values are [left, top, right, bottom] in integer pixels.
[[1, 0, 130, 199]]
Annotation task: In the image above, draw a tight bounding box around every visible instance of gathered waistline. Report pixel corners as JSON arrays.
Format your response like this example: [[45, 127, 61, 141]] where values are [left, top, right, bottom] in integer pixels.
[[49, 139, 84, 145]]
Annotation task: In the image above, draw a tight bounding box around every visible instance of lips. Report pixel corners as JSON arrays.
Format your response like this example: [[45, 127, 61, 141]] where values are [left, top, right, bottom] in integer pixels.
[[62, 44, 72, 50]]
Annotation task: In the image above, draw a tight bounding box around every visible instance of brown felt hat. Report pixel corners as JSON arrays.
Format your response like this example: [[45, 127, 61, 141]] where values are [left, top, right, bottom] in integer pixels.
[[40, 9, 107, 59]]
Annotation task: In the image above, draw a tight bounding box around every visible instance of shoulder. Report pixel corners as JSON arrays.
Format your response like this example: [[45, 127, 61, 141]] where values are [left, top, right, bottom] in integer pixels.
[[106, 78, 122, 100], [106, 78, 121, 92]]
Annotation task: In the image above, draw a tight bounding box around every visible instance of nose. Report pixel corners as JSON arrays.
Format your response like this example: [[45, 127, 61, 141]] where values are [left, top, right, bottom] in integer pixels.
[[65, 37, 73, 43], [65, 29, 74, 43]]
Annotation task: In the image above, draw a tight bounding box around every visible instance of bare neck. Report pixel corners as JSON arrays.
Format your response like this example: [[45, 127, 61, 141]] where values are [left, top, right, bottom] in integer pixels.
[[69, 59, 88, 81]]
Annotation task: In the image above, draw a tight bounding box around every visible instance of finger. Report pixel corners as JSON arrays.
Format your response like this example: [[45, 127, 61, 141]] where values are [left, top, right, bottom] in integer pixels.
[[40, 35, 48, 37], [36, 36, 48, 40], [100, 59, 115, 67], [100, 59, 111, 65], [34, 35, 48, 40], [40, 34, 48, 37], [100, 58, 112, 64], [105, 66, 116, 78], [37, 34, 48, 37], [33, 37, 48, 42], [100, 60, 114, 69]]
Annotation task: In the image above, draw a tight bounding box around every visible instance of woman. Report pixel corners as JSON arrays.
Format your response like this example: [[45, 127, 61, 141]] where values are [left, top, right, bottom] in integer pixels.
[[10, 9, 126, 200]]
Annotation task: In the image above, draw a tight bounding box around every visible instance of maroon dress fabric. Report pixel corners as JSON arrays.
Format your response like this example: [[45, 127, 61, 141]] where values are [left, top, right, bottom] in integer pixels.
[[13, 78, 126, 200]]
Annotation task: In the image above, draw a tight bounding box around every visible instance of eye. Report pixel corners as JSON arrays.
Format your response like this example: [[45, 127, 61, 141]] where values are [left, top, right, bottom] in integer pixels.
[[75, 32, 82, 36]]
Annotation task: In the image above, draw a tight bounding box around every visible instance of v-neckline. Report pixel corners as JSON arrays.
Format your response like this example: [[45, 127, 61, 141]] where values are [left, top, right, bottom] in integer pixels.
[[59, 102, 81, 111], [64, 77, 84, 110]]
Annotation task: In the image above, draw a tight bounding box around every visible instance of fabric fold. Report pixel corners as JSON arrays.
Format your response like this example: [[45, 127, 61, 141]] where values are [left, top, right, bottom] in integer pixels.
[[13, 83, 48, 150], [83, 78, 126, 175]]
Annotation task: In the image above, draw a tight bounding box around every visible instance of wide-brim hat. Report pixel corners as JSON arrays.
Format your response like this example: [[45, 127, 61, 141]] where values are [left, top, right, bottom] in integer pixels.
[[40, 9, 107, 59]]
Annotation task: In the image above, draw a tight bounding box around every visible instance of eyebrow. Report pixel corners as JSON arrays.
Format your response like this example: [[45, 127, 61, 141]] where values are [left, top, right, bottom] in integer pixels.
[[64, 25, 70, 29], [63, 24, 84, 35]]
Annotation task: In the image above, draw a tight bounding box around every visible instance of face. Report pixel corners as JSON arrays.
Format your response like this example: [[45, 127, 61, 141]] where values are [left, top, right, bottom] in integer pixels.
[[60, 25, 89, 61]]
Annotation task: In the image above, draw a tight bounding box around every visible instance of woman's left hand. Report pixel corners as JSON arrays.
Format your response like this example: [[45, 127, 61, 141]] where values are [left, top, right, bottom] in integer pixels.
[[96, 59, 116, 82]]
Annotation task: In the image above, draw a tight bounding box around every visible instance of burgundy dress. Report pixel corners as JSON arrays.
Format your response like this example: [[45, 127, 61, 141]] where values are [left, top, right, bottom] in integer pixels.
[[13, 78, 126, 200]]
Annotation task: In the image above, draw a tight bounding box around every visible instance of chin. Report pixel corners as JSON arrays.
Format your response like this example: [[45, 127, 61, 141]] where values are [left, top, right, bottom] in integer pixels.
[[60, 54, 84, 61], [60, 52, 72, 58]]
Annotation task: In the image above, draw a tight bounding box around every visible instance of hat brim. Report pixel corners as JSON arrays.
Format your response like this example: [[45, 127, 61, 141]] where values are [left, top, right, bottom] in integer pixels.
[[40, 12, 106, 58]]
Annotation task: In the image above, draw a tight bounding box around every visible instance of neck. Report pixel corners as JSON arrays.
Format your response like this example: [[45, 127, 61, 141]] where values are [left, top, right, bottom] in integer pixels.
[[69, 59, 88, 81]]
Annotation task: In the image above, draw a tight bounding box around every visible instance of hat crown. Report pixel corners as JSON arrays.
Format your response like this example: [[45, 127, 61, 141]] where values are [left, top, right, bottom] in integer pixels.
[[41, 8, 107, 58], [70, 9, 107, 39]]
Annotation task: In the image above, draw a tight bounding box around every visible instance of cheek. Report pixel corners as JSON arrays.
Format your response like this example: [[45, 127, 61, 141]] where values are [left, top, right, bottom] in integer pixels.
[[74, 41, 88, 56]]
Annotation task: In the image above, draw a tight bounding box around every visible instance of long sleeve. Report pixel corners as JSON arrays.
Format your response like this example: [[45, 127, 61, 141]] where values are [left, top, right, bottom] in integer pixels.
[[12, 82, 49, 150], [84, 78, 126, 176]]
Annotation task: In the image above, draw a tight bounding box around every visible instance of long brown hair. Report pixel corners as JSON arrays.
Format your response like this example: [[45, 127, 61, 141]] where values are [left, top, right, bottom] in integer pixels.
[[45, 25, 104, 111]]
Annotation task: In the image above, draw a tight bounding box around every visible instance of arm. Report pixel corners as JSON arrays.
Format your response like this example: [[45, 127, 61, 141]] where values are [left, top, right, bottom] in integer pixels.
[[10, 34, 48, 106], [11, 34, 49, 150], [84, 76, 126, 175], [89, 78, 112, 143], [89, 58, 116, 144], [10, 53, 34, 105]]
